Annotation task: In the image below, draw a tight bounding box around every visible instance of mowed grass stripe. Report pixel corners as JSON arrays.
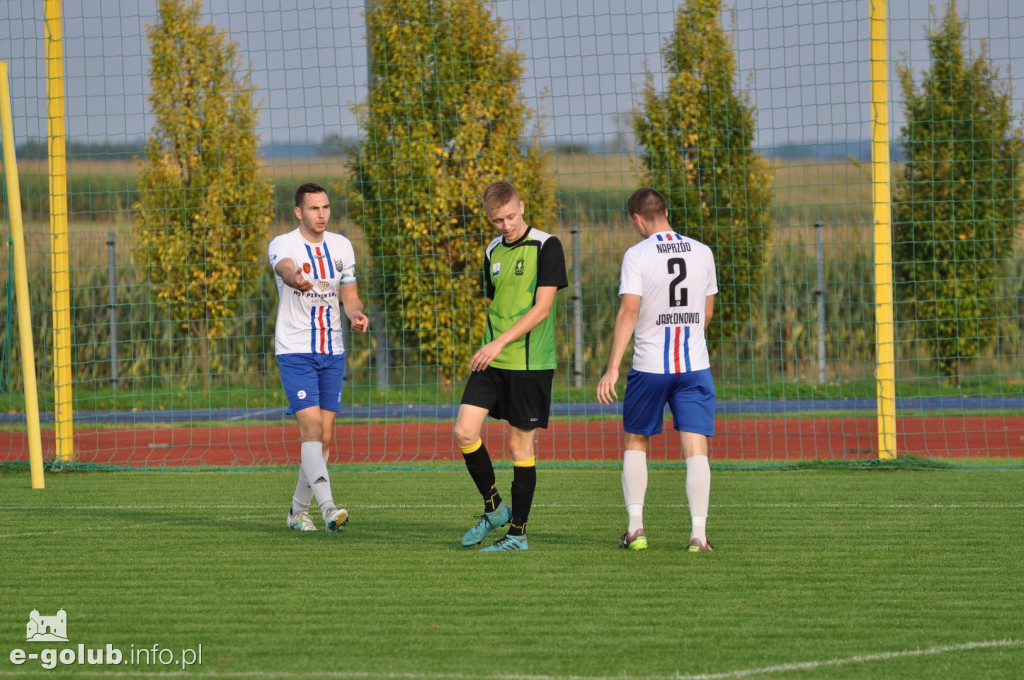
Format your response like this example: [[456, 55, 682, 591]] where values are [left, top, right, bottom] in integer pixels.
[[1, 469, 1022, 679], [3, 498, 1022, 541], [2, 637, 1023, 677], [0, 640, 1020, 679]]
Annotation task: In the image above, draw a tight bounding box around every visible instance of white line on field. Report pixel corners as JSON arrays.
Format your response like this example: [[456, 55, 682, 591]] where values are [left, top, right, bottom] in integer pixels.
[[0, 638, 1018, 678], [669, 638, 1024, 680], [0, 504, 272, 511], [0, 521, 174, 540]]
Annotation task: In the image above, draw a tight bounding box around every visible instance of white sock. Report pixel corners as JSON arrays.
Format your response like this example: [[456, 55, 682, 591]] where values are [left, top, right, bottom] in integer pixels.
[[685, 454, 711, 542], [622, 449, 648, 533], [299, 441, 335, 516], [290, 471, 313, 516], [291, 447, 330, 516]]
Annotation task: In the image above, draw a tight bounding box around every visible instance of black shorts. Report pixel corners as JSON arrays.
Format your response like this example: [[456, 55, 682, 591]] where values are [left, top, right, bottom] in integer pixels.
[[460, 367, 555, 430]]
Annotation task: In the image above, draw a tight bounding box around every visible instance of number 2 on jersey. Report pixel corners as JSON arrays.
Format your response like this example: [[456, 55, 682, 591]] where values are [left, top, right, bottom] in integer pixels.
[[668, 257, 687, 307]]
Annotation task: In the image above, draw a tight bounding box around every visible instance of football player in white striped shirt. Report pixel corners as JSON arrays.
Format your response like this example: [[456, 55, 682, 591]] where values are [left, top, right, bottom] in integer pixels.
[[270, 183, 369, 534], [596, 188, 718, 552]]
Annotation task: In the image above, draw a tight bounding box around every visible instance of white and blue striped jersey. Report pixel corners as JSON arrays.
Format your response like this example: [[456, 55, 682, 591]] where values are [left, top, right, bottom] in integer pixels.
[[269, 228, 357, 356], [619, 231, 718, 374]]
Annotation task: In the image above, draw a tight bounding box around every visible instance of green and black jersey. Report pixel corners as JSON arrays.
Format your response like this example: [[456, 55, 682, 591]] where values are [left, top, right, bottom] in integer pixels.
[[483, 227, 568, 370]]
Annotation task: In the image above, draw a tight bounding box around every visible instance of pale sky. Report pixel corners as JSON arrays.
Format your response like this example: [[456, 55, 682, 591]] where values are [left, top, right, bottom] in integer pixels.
[[1, 0, 1021, 148]]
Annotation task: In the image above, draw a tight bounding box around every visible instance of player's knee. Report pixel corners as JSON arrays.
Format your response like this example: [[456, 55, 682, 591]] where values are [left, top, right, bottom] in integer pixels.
[[299, 423, 325, 443], [509, 445, 534, 462], [453, 423, 477, 448]]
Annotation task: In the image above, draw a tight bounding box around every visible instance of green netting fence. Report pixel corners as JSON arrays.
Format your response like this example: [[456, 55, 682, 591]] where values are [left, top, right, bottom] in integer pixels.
[[0, 0, 1021, 469]]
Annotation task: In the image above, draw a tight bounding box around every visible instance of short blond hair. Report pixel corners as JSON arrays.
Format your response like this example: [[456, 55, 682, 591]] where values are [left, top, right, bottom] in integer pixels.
[[482, 181, 521, 213]]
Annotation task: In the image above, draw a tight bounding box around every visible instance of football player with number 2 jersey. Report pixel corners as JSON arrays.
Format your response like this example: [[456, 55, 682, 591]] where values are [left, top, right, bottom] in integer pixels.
[[596, 188, 718, 553]]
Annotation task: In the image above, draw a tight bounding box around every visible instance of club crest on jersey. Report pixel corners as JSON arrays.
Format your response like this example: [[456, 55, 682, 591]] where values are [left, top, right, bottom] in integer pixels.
[[492, 262, 501, 278], [514, 259, 524, 276], [334, 259, 344, 270]]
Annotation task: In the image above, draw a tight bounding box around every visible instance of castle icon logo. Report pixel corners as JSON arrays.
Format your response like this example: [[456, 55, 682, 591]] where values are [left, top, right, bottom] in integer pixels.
[[26, 609, 68, 642]]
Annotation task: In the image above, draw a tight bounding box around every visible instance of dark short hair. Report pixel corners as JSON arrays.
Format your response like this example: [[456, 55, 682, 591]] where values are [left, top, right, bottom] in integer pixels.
[[627, 187, 668, 223], [482, 181, 521, 213], [295, 182, 328, 208]]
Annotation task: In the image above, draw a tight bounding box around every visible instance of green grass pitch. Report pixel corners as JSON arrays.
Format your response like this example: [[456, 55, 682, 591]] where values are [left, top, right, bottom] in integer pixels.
[[1, 467, 1022, 678]]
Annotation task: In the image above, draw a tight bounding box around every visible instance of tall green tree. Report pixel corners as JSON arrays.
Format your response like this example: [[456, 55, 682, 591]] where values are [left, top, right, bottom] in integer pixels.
[[634, 0, 774, 348], [134, 0, 273, 386], [348, 0, 556, 381], [893, 1, 1022, 383]]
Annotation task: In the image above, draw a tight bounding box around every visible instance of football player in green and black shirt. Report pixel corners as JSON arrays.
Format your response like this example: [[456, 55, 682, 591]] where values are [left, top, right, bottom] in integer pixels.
[[454, 181, 568, 552]]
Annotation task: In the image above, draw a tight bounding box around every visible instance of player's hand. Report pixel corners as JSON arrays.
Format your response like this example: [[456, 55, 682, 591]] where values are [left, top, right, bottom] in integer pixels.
[[350, 312, 369, 333], [291, 269, 313, 292], [469, 340, 504, 372], [596, 369, 619, 404]]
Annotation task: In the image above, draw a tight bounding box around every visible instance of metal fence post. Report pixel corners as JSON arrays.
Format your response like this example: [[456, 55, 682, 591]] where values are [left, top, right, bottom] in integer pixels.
[[814, 220, 826, 384], [571, 224, 583, 389], [107, 231, 118, 385]]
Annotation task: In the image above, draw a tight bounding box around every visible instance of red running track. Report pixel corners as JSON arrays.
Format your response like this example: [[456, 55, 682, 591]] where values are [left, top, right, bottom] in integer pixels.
[[2, 415, 1022, 466]]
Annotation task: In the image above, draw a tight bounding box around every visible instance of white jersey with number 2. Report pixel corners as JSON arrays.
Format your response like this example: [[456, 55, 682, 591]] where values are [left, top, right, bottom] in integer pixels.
[[619, 231, 718, 374], [269, 228, 357, 356]]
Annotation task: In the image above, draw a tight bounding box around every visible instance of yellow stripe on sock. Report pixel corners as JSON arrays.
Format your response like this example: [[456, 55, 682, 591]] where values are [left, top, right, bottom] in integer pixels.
[[512, 456, 536, 468], [459, 438, 483, 455]]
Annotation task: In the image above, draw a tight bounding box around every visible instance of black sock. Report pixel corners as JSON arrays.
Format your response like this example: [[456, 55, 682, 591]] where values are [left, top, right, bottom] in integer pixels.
[[461, 441, 503, 512], [508, 463, 536, 536]]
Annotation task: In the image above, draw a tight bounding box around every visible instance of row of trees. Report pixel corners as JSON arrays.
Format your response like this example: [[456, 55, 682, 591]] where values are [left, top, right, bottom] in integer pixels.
[[132, 0, 1021, 384]]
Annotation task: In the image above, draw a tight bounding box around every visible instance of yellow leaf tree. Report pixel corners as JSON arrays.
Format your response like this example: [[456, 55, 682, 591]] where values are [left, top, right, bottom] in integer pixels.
[[134, 0, 273, 387], [893, 1, 1022, 383], [634, 0, 774, 349], [347, 0, 557, 382]]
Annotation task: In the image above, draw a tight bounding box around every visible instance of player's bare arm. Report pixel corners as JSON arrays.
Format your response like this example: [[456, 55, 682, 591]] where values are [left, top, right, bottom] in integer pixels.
[[340, 282, 369, 333], [470, 285, 558, 372], [596, 293, 641, 404], [275, 258, 313, 292]]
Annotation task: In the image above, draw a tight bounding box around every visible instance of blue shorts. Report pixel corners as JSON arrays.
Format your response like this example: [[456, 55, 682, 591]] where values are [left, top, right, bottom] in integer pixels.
[[622, 368, 716, 437], [277, 353, 347, 415]]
